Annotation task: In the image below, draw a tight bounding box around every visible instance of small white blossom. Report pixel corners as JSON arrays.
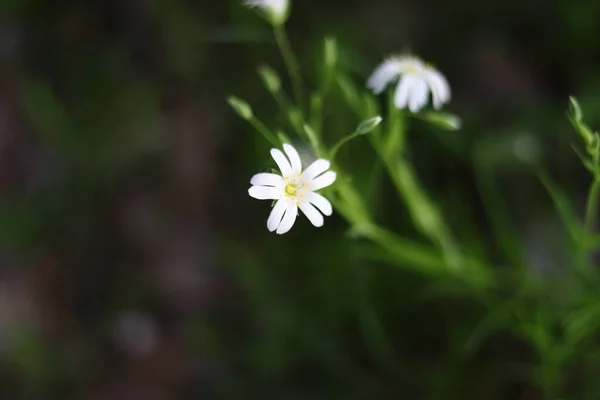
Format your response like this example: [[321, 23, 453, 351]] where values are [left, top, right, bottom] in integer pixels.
[[367, 55, 451, 112], [248, 144, 336, 234], [244, 0, 289, 26]]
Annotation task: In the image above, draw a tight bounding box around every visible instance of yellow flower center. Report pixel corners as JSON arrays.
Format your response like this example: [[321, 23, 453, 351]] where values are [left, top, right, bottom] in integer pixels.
[[285, 184, 297, 196]]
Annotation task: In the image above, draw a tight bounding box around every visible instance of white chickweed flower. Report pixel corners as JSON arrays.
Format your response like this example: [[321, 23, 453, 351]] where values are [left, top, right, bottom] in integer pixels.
[[366, 55, 451, 112], [244, 0, 289, 26], [248, 144, 337, 235]]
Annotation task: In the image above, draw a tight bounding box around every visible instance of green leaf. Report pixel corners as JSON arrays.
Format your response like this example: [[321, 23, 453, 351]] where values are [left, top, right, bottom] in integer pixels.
[[572, 144, 595, 174], [419, 111, 462, 131], [564, 303, 600, 347], [464, 301, 516, 353], [569, 96, 583, 123], [537, 169, 581, 243], [568, 96, 595, 147]]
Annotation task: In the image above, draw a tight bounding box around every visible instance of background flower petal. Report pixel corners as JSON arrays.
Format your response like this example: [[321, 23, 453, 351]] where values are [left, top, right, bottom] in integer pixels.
[[367, 60, 401, 94]]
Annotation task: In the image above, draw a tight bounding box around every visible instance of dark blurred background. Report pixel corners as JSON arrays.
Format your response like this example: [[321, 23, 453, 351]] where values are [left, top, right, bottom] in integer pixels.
[[1, 0, 600, 399]]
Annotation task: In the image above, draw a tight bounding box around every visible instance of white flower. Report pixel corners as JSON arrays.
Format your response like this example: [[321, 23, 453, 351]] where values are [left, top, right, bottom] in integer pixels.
[[366, 55, 451, 112], [244, 0, 289, 25], [248, 144, 337, 234]]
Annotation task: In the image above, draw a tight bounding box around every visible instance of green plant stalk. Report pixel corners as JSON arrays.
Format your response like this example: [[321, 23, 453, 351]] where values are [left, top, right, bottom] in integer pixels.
[[392, 158, 462, 271], [311, 59, 335, 135], [308, 131, 445, 273], [273, 26, 304, 112], [384, 99, 405, 157], [309, 93, 323, 136], [473, 158, 526, 269], [371, 109, 461, 271], [325, 173, 453, 277], [533, 340, 565, 399], [329, 131, 358, 160], [584, 177, 600, 237], [322, 169, 434, 374], [268, 89, 302, 132], [249, 116, 280, 147]]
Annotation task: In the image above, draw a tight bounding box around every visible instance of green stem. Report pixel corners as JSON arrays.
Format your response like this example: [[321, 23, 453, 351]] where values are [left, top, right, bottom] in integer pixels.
[[370, 114, 461, 271], [249, 117, 279, 147], [273, 26, 304, 111], [392, 157, 462, 271], [329, 131, 358, 160], [473, 158, 525, 269], [384, 100, 405, 158], [327, 175, 448, 275], [584, 178, 600, 236], [271, 90, 303, 135]]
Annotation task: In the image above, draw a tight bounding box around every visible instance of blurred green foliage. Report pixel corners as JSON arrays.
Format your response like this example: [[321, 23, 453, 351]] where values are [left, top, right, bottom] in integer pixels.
[[1, 0, 600, 399]]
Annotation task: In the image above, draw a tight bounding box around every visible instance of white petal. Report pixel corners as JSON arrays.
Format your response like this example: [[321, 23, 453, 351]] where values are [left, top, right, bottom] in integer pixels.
[[310, 171, 337, 191], [249, 185, 281, 200], [426, 69, 451, 109], [307, 192, 333, 216], [283, 144, 302, 174], [298, 200, 324, 227], [267, 199, 287, 232], [270, 148, 292, 177], [366, 60, 401, 94], [302, 159, 330, 180], [276, 200, 298, 234], [394, 75, 416, 110], [409, 78, 428, 112], [270, 0, 288, 15], [250, 173, 283, 187]]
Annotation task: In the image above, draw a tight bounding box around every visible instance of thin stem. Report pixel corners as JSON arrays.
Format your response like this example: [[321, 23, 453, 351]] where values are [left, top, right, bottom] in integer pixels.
[[268, 89, 304, 136], [329, 131, 358, 160], [249, 117, 279, 147], [384, 96, 405, 159], [584, 178, 600, 236], [474, 157, 526, 269], [273, 26, 304, 111]]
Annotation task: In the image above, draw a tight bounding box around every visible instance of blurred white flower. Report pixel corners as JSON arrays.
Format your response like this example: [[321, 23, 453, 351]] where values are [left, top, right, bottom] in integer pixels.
[[244, 0, 289, 25], [249, 144, 336, 234], [367, 55, 451, 112]]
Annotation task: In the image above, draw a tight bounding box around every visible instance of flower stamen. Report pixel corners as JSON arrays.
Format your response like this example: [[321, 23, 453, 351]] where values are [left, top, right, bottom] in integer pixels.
[[285, 184, 297, 196]]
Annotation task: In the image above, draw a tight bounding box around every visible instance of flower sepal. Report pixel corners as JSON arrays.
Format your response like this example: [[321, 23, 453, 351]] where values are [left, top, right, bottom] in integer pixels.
[[244, 0, 290, 26], [419, 111, 462, 131]]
